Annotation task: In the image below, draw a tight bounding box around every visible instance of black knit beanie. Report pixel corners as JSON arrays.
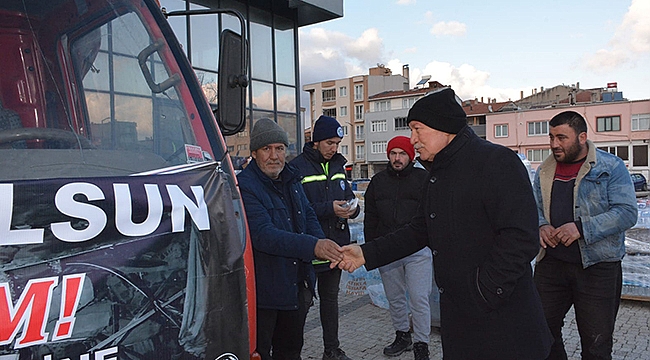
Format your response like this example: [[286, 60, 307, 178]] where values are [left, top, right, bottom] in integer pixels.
[[407, 87, 467, 134], [312, 115, 344, 142], [250, 118, 289, 151]]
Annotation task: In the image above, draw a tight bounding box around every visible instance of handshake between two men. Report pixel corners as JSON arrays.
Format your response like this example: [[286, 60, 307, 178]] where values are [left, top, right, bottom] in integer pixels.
[[313, 240, 365, 272]]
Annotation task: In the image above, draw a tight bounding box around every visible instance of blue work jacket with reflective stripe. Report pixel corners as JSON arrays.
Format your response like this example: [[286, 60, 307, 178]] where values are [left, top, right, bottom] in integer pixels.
[[290, 143, 359, 247]]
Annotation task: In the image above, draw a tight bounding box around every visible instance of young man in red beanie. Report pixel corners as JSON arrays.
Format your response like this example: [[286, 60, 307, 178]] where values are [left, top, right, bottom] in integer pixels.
[[364, 136, 436, 360], [335, 87, 553, 359], [290, 115, 359, 360]]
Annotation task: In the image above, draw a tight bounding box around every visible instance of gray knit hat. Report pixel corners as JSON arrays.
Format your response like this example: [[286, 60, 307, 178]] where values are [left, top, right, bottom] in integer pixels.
[[250, 118, 289, 151]]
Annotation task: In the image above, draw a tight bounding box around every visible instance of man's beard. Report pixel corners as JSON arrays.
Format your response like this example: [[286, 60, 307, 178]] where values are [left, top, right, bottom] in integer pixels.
[[556, 138, 584, 163], [391, 160, 406, 171]]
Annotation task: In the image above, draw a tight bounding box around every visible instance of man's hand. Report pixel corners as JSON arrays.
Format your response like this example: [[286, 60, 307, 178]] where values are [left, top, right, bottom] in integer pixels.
[[315, 239, 343, 263], [539, 224, 558, 248], [552, 222, 581, 247], [331, 244, 365, 272], [333, 200, 355, 218]]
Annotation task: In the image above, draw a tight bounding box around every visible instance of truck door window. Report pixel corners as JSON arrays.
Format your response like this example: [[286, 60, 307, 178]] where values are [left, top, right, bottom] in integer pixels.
[[73, 11, 196, 164]]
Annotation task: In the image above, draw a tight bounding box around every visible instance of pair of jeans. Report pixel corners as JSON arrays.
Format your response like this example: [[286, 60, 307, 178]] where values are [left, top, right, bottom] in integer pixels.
[[256, 283, 312, 360], [534, 256, 622, 360], [378, 247, 434, 343], [316, 268, 342, 352]]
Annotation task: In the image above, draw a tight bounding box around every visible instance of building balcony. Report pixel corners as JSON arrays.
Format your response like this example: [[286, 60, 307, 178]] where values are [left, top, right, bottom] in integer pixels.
[[469, 124, 486, 138]]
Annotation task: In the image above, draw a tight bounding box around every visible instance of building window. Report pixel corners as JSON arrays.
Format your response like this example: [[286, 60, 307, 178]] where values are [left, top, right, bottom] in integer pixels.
[[227, 146, 235, 152], [236, 130, 249, 137], [598, 146, 629, 161], [495, 124, 508, 138], [354, 84, 364, 101], [371, 141, 387, 154], [340, 106, 348, 117], [323, 108, 336, 118], [360, 164, 368, 178], [371, 120, 387, 133], [355, 105, 364, 120], [342, 125, 349, 136], [527, 149, 552, 162], [322, 88, 336, 102], [527, 121, 549, 136], [374, 100, 391, 112], [237, 144, 248, 151], [355, 125, 364, 140], [597, 116, 621, 132], [632, 113, 650, 131], [633, 145, 648, 166], [394, 117, 408, 130], [340, 145, 349, 155], [356, 145, 365, 160], [339, 86, 347, 97], [402, 98, 416, 109]]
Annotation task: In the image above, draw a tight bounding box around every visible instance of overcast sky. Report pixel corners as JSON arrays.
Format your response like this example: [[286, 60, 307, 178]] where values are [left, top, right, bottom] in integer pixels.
[[298, 0, 650, 120]]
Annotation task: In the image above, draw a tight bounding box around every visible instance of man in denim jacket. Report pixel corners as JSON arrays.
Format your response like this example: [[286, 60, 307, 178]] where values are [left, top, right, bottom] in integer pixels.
[[533, 111, 637, 360]]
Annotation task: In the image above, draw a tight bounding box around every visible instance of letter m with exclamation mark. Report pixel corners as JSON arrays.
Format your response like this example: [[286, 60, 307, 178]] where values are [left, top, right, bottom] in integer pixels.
[[52, 274, 86, 341]]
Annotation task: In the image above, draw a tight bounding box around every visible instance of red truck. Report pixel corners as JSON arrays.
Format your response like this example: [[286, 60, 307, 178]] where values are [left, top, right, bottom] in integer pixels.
[[0, 0, 258, 359]]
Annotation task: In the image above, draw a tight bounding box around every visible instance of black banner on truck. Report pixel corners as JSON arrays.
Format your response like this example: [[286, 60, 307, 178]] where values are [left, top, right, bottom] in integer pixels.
[[0, 162, 248, 360]]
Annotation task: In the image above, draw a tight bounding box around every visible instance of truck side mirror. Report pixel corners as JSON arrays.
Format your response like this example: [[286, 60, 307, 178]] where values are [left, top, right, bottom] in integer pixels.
[[218, 29, 248, 136]]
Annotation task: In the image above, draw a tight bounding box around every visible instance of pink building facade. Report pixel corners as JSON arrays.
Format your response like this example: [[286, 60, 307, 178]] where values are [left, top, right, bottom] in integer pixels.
[[486, 100, 650, 178]]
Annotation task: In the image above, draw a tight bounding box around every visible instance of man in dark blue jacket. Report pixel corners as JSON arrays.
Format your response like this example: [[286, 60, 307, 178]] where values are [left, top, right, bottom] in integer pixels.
[[290, 115, 359, 360], [238, 118, 342, 360]]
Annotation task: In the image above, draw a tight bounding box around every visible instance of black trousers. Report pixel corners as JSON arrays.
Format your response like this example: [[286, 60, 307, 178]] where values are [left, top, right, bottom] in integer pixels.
[[534, 256, 622, 360], [317, 268, 342, 352], [256, 283, 312, 360]]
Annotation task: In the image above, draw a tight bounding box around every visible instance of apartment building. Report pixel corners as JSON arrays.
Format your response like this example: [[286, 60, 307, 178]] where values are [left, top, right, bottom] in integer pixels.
[[303, 65, 408, 178], [515, 82, 615, 110], [487, 98, 650, 178], [305, 68, 649, 180]]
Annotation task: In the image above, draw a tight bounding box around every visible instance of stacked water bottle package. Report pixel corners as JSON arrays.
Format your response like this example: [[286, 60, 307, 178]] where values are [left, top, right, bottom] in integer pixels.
[[622, 199, 650, 299], [343, 197, 650, 301]]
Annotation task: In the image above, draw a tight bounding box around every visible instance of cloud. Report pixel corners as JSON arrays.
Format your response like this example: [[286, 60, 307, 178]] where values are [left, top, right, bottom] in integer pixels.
[[423, 11, 435, 24], [345, 28, 384, 64], [585, 0, 650, 71], [396, 0, 416, 4], [298, 27, 384, 86], [618, 0, 650, 53], [298, 25, 519, 122], [388, 60, 522, 102], [299, 27, 388, 122], [403, 47, 418, 54], [430, 21, 467, 37]]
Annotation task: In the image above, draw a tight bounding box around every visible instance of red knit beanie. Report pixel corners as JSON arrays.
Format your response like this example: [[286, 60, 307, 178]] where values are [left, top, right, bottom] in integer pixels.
[[386, 136, 415, 161]]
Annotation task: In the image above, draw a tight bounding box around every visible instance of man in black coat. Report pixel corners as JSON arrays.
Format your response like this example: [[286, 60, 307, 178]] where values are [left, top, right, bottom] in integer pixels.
[[336, 88, 553, 359]]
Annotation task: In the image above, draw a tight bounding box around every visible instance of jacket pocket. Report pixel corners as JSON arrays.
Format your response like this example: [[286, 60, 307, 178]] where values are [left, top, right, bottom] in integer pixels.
[[578, 173, 609, 215], [464, 267, 497, 318]]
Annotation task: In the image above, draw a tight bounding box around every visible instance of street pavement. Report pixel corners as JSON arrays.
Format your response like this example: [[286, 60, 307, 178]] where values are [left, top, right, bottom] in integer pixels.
[[301, 282, 650, 360]]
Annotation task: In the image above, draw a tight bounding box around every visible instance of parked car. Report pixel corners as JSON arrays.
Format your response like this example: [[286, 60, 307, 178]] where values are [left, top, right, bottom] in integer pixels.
[[631, 173, 648, 191]]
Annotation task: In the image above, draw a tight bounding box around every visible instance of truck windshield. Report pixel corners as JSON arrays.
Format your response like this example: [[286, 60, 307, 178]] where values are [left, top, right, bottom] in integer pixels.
[[0, 0, 215, 181]]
